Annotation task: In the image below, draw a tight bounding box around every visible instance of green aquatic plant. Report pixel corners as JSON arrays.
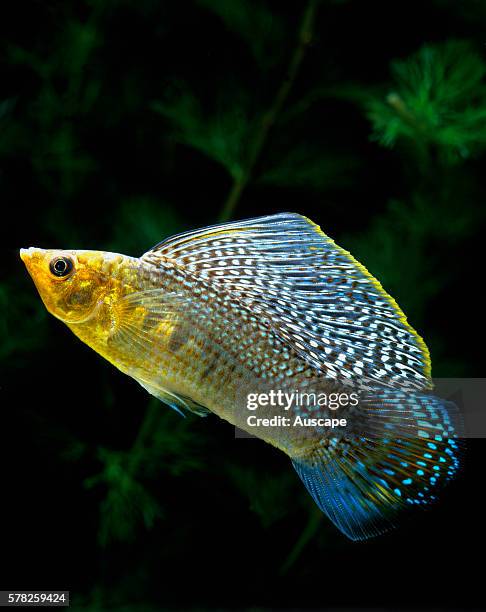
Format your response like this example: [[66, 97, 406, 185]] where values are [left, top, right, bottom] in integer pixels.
[[107, 197, 182, 255], [153, 91, 251, 181], [153, 0, 321, 222], [259, 144, 360, 191], [367, 40, 486, 163], [85, 446, 163, 546], [198, 0, 285, 69], [5, 9, 103, 197], [82, 401, 205, 546], [226, 464, 296, 528]]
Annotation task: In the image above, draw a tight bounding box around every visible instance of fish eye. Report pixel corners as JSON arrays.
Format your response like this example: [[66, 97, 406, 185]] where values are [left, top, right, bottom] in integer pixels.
[[49, 256, 74, 278]]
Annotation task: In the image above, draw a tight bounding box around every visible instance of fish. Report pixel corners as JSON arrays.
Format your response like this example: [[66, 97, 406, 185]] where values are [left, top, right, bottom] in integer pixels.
[[20, 213, 461, 540]]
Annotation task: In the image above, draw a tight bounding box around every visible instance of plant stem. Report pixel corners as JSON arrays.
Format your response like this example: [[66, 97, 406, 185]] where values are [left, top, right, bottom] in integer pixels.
[[126, 399, 161, 476], [280, 506, 323, 575], [218, 0, 320, 222]]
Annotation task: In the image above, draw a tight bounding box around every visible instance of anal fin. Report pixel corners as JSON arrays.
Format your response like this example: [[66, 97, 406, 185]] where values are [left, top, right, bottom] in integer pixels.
[[137, 379, 211, 417]]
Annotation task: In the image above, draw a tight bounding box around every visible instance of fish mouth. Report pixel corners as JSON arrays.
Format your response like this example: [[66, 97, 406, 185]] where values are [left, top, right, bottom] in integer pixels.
[[20, 247, 31, 262], [20, 247, 43, 263], [20, 248, 48, 284]]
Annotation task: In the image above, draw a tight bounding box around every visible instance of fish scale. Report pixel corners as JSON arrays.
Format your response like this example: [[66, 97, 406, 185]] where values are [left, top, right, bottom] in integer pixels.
[[104, 260, 311, 430]]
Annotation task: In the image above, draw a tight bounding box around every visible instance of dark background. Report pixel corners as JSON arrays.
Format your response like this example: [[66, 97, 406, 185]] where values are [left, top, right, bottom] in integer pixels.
[[1, 1, 485, 610]]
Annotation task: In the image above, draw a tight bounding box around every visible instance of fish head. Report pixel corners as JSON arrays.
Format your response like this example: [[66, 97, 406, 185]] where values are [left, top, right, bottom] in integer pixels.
[[20, 247, 120, 324]]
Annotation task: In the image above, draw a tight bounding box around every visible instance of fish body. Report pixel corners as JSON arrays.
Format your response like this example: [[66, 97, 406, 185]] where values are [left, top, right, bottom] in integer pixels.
[[21, 213, 461, 540]]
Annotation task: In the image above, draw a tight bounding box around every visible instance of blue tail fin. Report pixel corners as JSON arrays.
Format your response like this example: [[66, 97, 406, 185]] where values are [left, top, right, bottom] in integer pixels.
[[292, 388, 462, 541]]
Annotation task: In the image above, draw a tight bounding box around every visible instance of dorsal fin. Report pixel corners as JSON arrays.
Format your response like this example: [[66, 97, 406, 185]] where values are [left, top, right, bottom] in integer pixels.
[[141, 213, 432, 389]]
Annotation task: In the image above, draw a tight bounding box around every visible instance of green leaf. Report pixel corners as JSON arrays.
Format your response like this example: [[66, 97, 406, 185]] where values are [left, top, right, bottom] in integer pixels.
[[367, 41, 486, 162], [226, 464, 296, 528], [260, 145, 360, 191], [152, 89, 253, 179], [83, 402, 206, 545], [85, 448, 163, 546], [137, 407, 207, 478], [108, 197, 182, 255], [340, 194, 474, 321], [198, 0, 285, 68]]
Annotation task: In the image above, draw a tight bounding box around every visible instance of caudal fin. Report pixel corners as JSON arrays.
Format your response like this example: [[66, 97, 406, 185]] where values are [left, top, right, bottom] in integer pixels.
[[292, 388, 462, 541]]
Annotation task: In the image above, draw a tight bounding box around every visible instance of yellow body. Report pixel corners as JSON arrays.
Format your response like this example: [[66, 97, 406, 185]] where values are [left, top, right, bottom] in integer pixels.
[[20, 247, 316, 454]]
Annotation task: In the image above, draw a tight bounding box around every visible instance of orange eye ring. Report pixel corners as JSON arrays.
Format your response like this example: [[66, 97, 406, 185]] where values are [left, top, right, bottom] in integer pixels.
[[49, 256, 74, 278]]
